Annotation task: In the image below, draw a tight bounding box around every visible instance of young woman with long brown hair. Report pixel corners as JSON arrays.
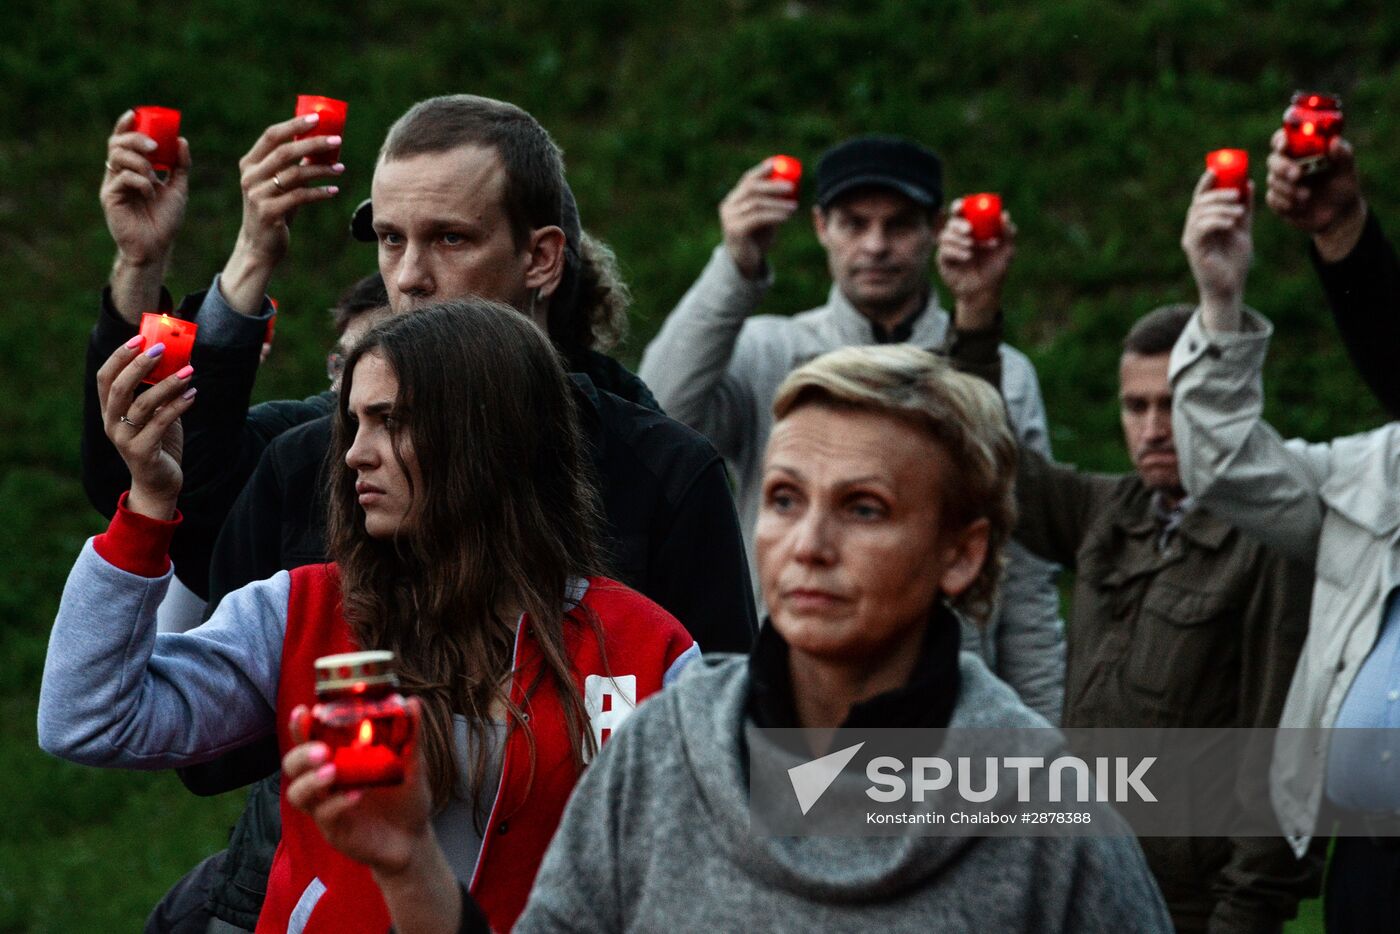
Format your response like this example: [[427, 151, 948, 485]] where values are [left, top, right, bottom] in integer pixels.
[[40, 298, 697, 934]]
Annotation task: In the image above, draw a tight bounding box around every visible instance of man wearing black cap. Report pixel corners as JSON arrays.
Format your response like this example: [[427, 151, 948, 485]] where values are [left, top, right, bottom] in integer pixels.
[[640, 134, 1065, 722]]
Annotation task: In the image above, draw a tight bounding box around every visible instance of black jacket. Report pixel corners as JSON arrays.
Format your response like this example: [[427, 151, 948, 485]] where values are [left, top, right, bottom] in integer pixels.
[[200, 372, 757, 649], [1310, 208, 1400, 418]]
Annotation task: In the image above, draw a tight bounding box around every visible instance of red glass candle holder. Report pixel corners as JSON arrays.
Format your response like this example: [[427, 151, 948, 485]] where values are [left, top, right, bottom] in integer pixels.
[[132, 106, 181, 174], [768, 154, 802, 199], [1283, 91, 1343, 176], [306, 651, 413, 788], [294, 95, 348, 166], [961, 192, 1004, 241], [1206, 149, 1249, 198], [138, 313, 198, 384]]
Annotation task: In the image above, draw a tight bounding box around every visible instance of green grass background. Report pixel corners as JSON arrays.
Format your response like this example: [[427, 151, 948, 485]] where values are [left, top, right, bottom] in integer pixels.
[[6, 0, 1395, 927]]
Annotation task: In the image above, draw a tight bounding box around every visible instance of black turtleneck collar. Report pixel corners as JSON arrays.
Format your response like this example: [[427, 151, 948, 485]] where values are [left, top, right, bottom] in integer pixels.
[[746, 602, 962, 731], [870, 303, 925, 344]]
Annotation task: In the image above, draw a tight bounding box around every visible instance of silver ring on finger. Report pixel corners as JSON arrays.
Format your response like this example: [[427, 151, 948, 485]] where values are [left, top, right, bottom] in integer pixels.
[[118, 414, 143, 430], [272, 173, 285, 192]]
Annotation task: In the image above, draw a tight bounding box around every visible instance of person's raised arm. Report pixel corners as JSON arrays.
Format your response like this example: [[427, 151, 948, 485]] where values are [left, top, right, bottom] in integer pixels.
[[639, 160, 797, 455], [40, 346, 287, 768], [95, 334, 198, 520], [1267, 130, 1400, 417], [937, 201, 1097, 545], [938, 202, 1066, 723], [1185, 170, 1254, 337], [102, 109, 191, 323], [214, 113, 343, 315], [1265, 129, 1366, 263], [1171, 171, 1331, 565], [160, 116, 343, 594], [719, 158, 801, 281], [84, 111, 192, 519], [938, 210, 1109, 563], [936, 195, 1015, 337]]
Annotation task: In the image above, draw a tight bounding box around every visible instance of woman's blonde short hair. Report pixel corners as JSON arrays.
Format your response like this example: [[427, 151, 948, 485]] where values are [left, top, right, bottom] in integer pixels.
[[772, 344, 1017, 622]]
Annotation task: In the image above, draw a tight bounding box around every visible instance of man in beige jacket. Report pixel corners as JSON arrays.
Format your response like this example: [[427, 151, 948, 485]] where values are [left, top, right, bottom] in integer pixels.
[[1170, 167, 1400, 932]]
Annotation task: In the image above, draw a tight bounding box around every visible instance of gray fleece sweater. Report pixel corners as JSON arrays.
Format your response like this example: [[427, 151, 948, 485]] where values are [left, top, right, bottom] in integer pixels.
[[516, 651, 1171, 933]]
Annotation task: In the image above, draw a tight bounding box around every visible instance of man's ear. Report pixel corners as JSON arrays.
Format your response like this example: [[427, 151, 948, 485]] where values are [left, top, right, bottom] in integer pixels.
[[936, 517, 990, 599], [812, 205, 830, 246], [524, 225, 567, 300]]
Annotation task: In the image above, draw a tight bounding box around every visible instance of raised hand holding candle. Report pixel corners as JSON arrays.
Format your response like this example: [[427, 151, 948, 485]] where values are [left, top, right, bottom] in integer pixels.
[[768, 155, 802, 199], [132, 106, 181, 174], [1206, 150, 1249, 197], [1283, 91, 1344, 175], [961, 192, 1004, 241], [138, 313, 198, 384], [294, 95, 348, 166]]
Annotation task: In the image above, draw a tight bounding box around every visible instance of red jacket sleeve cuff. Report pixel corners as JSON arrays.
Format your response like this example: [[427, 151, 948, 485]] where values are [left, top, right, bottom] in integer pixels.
[[92, 492, 182, 578]]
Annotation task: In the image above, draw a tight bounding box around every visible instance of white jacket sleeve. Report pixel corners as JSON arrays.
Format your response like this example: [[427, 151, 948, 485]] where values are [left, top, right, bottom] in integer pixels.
[[639, 246, 771, 459], [1169, 308, 1332, 566]]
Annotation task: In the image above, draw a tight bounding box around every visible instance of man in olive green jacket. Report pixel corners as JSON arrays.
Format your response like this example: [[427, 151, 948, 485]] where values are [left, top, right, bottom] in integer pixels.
[[939, 195, 1321, 934]]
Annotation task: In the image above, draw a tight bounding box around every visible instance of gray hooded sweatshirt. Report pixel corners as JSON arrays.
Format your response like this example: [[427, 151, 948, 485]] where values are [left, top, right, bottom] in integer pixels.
[[517, 652, 1171, 933]]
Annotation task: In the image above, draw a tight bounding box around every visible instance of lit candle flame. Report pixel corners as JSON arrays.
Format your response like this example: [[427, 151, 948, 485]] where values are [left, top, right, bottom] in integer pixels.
[[1302, 122, 1315, 136], [356, 719, 372, 746]]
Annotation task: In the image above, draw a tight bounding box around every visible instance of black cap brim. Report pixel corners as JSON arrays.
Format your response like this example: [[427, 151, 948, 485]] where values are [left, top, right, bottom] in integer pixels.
[[818, 174, 938, 209]]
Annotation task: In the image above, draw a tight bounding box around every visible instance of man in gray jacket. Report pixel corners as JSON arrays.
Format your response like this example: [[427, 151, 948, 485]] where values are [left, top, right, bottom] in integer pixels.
[[1170, 167, 1400, 931], [640, 135, 1064, 722]]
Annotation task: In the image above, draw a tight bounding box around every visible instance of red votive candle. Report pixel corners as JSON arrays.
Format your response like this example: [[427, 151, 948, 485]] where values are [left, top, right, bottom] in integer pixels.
[[132, 106, 181, 173], [306, 651, 413, 788], [768, 154, 802, 199], [1283, 91, 1343, 176], [294, 95, 348, 166], [961, 192, 1004, 241], [138, 313, 198, 384], [1206, 149, 1249, 197]]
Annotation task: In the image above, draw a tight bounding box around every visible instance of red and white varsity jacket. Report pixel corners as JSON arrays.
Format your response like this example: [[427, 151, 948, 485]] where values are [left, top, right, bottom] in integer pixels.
[[257, 563, 695, 933], [60, 498, 695, 934]]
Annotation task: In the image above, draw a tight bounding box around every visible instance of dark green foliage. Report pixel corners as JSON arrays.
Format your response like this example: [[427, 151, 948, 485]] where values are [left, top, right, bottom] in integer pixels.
[[3, 0, 1379, 926]]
